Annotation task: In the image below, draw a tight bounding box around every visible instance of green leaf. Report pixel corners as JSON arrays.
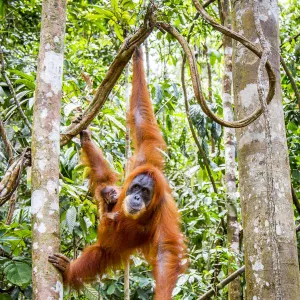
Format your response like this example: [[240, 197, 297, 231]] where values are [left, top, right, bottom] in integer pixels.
[[8, 70, 35, 82], [121, 11, 131, 22], [172, 287, 181, 296], [16, 90, 30, 101], [209, 49, 221, 66], [166, 114, 172, 131], [14, 229, 31, 238], [155, 84, 163, 104], [121, 0, 134, 9], [185, 165, 200, 178], [66, 206, 77, 233], [84, 285, 98, 300], [106, 114, 125, 132], [0, 0, 7, 19], [107, 284, 115, 295], [219, 210, 227, 217], [85, 13, 106, 21], [79, 218, 88, 236], [91, 6, 115, 19], [0, 257, 10, 265], [137, 289, 148, 299], [4, 261, 31, 286], [111, 0, 119, 12], [113, 24, 124, 42], [172, 83, 179, 98], [177, 274, 189, 286], [28, 97, 34, 109], [190, 104, 207, 137], [84, 216, 92, 229], [14, 79, 35, 90], [0, 244, 11, 253], [12, 125, 19, 132], [211, 121, 222, 141]]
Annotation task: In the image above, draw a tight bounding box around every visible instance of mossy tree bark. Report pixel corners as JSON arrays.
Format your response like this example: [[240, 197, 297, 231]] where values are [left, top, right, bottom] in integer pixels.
[[31, 0, 66, 298], [232, 0, 300, 299]]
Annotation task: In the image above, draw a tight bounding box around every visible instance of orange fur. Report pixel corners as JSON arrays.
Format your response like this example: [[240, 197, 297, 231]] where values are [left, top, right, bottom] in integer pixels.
[[80, 134, 119, 216], [129, 47, 166, 170], [65, 46, 187, 299]]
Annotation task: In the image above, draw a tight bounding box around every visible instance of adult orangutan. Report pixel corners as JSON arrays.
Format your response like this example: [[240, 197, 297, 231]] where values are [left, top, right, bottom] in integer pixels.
[[49, 46, 187, 299]]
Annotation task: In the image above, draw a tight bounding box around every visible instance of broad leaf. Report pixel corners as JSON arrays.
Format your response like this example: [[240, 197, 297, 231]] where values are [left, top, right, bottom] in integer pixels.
[[66, 206, 77, 233], [4, 261, 31, 286]]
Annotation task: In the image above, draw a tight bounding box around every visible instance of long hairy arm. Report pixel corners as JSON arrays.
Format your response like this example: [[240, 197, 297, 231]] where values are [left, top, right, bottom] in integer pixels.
[[49, 244, 123, 290], [67, 245, 123, 289], [80, 130, 119, 197], [129, 46, 167, 170]]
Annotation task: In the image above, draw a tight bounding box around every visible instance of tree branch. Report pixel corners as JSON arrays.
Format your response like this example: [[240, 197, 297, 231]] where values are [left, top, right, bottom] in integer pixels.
[[5, 192, 17, 224], [280, 56, 300, 109], [200, 220, 300, 299], [181, 54, 227, 233], [0, 7, 157, 197], [184, 0, 217, 47], [157, 21, 276, 128], [0, 148, 29, 206], [198, 266, 245, 299], [281, 32, 300, 47], [0, 117, 14, 162], [203, 0, 217, 8], [60, 5, 157, 146], [184, 0, 276, 127], [181, 63, 217, 193], [292, 185, 300, 215], [203, 43, 212, 103]]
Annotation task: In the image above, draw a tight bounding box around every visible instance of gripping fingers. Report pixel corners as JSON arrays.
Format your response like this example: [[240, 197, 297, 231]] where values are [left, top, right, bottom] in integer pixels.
[[105, 211, 120, 221], [48, 253, 70, 272], [53, 253, 70, 263], [51, 261, 66, 272], [48, 257, 66, 272]]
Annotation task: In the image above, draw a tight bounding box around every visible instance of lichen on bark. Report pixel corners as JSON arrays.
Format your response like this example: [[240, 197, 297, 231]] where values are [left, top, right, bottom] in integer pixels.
[[232, 0, 300, 299], [31, 0, 66, 299], [220, 0, 241, 298]]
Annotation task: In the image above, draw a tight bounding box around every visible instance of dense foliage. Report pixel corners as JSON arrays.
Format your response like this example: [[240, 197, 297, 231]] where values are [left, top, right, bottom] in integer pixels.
[[0, 0, 299, 299]]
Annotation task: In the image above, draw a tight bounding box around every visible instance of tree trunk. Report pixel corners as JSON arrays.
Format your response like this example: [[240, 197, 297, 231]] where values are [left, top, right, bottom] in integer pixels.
[[31, 0, 66, 299], [6, 193, 17, 225], [232, 1, 300, 299], [220, 0, 241, 299]]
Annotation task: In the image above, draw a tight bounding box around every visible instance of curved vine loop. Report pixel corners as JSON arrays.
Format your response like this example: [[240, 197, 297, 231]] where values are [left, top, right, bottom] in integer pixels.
[[156, 1, 276, 128], [60, 3, 158, 146]]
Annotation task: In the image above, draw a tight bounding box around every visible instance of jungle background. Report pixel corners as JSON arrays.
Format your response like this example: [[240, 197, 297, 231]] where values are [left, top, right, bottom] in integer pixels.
[[0, 0, 299, 299]]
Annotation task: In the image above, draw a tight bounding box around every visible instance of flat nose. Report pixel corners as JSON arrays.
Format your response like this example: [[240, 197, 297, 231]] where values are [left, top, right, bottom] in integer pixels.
[[132, 195, 141, 207]]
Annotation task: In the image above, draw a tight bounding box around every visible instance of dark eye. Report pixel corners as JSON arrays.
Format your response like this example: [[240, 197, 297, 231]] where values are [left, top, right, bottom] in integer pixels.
[[131, 184, 139, 192], [142, 188, 149, 195]]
